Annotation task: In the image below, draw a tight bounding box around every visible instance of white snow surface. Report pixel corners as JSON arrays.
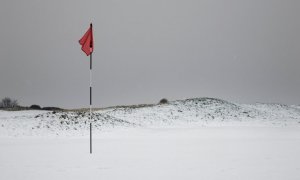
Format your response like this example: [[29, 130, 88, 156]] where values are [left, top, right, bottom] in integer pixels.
[[1, 127, 300, 180], [1, 98, 300, 179]]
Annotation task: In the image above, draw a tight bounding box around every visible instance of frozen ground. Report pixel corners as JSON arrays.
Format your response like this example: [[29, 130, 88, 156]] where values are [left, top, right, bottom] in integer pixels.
[[1, 127, 300, 180], [1, 98, 300, 179]]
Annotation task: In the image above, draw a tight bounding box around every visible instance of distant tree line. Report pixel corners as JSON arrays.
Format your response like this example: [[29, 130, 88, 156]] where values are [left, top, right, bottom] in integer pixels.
[[1, 97, 169, 110], [0, 97, 19, 108], [0, 97, 61, 111]]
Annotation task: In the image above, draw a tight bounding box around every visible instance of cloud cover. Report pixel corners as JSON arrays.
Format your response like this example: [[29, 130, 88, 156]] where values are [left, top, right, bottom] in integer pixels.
[[0, 0, 299, 108]]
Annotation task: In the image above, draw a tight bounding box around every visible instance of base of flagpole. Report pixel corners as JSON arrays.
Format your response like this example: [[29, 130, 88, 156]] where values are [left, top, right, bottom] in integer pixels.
[[90, 122, 92, 154]]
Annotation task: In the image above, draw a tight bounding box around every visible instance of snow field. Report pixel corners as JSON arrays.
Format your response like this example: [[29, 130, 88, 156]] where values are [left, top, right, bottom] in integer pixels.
[[0, 127, 300, 180]]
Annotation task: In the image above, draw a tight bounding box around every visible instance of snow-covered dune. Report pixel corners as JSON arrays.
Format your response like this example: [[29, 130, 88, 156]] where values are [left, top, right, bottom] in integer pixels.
[[103, 98, 300, 127], [1, 98, 300, 137]]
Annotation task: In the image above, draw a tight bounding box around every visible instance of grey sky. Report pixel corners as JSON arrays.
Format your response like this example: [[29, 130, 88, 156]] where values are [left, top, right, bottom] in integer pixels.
[[0, 0, 299, 108]]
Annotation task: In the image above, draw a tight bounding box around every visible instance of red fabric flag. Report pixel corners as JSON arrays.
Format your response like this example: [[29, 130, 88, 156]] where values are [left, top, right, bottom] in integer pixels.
[[79, 24, 93, 56]]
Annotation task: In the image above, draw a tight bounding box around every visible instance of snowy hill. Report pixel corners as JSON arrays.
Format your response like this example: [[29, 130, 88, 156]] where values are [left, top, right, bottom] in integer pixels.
[[102, 98, 300, 127], [1, 98, 300, 137]]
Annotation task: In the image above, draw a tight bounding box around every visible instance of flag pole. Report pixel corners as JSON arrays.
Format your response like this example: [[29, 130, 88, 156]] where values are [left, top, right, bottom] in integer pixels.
[[89, 23, 93, 154], [79, 23, 93, 154], [90, 50, 93, 154]]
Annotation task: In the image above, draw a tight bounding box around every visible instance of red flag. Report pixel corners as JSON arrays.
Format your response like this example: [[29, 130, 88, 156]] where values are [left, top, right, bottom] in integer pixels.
[[79, 24, 93, 56]]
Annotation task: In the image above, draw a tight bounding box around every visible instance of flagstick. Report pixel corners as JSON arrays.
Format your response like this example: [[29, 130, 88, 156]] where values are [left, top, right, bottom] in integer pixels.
[[90, 52, 92, 154]]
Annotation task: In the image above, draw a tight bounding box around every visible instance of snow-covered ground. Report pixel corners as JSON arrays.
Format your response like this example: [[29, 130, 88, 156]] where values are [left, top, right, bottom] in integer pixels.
[[1, 127, 300, 180], [1, 98, 300, 179]]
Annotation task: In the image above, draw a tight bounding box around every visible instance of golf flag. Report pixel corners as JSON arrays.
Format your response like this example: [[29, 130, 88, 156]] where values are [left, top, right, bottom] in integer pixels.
[[79, 24, 93, 56]]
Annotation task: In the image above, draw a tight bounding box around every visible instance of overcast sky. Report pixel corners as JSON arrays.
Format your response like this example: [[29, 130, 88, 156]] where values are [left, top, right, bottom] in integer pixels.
[[0, 0, 299, 108]]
